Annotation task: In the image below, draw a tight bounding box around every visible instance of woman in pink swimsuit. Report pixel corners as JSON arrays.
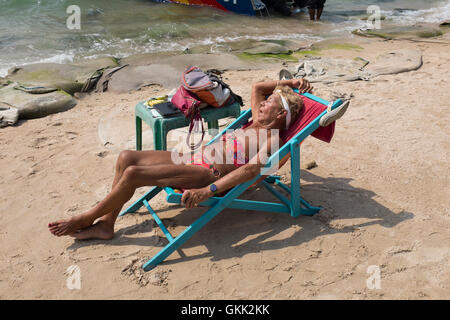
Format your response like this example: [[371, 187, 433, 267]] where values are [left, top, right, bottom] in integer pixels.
[[48, 78, 313, 240]]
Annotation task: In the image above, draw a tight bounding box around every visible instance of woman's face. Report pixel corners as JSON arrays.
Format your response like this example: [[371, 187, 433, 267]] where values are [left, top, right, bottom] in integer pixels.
[[258, 93, 284, 125]]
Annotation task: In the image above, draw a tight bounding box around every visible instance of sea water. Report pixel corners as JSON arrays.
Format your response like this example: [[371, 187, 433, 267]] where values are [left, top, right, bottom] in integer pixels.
[[1, 0, 449, 76]]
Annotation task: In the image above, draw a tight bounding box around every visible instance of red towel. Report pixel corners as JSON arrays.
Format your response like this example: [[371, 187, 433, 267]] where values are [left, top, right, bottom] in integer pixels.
[[281, 95, 335, 144], [243, 95, 335, 144]]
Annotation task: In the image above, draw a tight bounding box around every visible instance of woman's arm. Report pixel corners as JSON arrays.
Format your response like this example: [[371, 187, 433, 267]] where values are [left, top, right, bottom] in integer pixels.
[[250, 78, 313, 115], [181, 135, 282, 208]]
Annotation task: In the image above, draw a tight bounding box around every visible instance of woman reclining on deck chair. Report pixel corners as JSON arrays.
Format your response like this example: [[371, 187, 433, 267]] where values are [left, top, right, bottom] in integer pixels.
[[48, 78, 315, 240]]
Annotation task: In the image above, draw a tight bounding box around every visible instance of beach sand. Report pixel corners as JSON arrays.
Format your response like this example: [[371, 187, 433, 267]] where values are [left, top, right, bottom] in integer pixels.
[[0, 36, 449, 299]]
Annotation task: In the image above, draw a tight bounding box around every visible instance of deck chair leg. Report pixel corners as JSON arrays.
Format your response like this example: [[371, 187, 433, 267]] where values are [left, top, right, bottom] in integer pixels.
[[290, 141, 302, 217], [290, 141, 321, 217], [299, 197, 321, 213], [119, 186, 162, 217], [299, 206, 321, 216], [142, 200, 226, 271]]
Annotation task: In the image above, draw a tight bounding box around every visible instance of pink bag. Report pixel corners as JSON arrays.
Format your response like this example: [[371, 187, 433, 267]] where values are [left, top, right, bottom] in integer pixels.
[[171, 86, 206, 150], [171, 86, 203, 118]]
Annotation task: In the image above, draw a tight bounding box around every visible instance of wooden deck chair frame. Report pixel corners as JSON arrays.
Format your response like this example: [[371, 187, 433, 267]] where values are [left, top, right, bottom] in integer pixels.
[[120, 92, 345, 271]]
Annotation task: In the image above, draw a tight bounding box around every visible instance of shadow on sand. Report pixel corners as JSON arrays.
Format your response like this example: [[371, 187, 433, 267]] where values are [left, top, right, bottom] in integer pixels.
[[68, 170, 414, 266]]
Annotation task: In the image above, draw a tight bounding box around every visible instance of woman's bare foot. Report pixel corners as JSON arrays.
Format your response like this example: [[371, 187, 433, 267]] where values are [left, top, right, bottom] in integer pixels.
[[71, 220, 114, 240], [48, 214, 95, 237]]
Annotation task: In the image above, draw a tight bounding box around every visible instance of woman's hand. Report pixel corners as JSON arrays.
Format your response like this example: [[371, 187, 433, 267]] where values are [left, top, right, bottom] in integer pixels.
[[292, 78, 313, 94], [181, 187, 213, 209]]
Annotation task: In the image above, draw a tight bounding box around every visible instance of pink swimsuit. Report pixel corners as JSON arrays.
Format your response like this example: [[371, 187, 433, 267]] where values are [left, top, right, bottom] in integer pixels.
[[221, 131, 249, 167], [186, 130, 249, 174]]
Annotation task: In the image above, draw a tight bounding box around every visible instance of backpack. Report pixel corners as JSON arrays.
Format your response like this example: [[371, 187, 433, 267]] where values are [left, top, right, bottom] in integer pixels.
[[170, 66, 244, 150], [182, 66, 231, 108]]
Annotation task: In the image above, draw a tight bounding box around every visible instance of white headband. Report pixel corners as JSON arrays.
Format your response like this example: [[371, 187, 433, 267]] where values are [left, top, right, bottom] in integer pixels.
[[276, 90, 291, 129]]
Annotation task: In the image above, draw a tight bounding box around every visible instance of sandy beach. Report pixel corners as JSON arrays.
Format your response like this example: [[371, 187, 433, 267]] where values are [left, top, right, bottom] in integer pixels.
[[0, 34, 449, 299]]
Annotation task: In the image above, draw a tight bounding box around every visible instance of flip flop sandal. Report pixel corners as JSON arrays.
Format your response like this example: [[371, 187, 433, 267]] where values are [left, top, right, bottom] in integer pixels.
[[319, 100, 350, 127]]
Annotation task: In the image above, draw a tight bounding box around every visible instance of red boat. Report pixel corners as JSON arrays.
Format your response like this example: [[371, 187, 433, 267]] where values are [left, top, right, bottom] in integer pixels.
[[157, 0, 267, 16]]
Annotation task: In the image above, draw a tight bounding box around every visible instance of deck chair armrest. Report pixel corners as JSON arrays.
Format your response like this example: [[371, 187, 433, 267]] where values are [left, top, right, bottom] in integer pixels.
[[206, 109, 252, 145]]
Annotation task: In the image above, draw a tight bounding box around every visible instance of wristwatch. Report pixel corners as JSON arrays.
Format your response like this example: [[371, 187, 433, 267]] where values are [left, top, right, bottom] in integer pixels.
[[209, 183, 218, 196]]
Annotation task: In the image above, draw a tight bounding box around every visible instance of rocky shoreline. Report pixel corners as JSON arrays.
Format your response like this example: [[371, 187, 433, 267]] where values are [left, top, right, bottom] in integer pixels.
[[1, 22, 448, 126]]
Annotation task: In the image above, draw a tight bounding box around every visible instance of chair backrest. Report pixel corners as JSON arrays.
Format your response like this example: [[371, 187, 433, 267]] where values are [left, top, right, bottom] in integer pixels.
[[241, 94, 337, 181], [242, 94, 335, 145], [280, 94, 335, 145]]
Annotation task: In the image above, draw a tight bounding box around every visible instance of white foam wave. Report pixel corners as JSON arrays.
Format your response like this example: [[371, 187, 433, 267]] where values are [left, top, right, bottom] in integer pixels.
[[0, 52, 75, 77], [0, 67, 9, 78], [78, 33, 323, 62], [34, 52, 75, 64], [198, 33, 323, 44], [383, 0, 450, 25]]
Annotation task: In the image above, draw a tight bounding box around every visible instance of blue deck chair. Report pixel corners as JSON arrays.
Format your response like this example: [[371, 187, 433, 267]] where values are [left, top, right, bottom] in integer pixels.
[[120, 91, 349, 271]]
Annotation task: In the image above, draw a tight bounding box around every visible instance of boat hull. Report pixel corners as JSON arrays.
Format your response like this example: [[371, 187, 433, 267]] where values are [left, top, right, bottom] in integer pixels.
[[160, 0, 257, 16]]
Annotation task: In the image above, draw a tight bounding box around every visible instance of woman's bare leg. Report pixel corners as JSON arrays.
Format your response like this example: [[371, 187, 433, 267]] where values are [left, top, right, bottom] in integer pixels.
[[84, 150, 179, 235], [49, 150, 186, 239], [49, 159, 215, 239]]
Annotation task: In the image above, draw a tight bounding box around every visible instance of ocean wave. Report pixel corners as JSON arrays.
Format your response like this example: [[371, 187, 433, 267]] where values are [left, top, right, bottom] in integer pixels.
[[0, 52, 75, 77], [195, 33, 323, 45], [0, 32, 322, 77], [383, 0, 450, 25]]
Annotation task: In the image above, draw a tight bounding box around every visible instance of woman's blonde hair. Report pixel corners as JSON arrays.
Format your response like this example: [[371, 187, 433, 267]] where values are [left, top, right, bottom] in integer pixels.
[[274, 85, 304, 125]]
